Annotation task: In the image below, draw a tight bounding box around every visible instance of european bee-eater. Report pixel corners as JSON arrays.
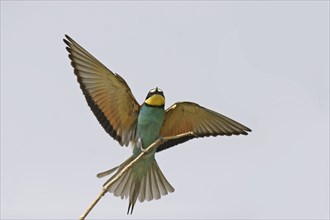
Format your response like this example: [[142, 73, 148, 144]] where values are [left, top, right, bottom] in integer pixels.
[[64, 35, 251, 214]]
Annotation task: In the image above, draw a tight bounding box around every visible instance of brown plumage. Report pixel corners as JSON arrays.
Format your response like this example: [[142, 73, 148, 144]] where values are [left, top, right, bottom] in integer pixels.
[[158, 102, 252, 152], [64, 35, 252, 214], [64, 35, 140, 146]]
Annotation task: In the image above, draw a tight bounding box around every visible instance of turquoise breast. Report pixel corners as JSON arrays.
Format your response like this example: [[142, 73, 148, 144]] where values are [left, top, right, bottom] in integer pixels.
[[134, 104, 165, 156]]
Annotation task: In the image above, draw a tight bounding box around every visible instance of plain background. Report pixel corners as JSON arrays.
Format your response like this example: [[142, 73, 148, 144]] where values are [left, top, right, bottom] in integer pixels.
[[1, 1, 329, 219]]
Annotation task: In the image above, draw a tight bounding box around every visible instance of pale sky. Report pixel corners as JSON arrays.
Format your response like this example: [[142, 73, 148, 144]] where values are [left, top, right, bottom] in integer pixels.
[[1, 1, 329, 219]]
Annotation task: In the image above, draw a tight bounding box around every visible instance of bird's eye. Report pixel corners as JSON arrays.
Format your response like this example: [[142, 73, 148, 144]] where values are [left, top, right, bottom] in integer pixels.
[[149, 88, 156, 93]]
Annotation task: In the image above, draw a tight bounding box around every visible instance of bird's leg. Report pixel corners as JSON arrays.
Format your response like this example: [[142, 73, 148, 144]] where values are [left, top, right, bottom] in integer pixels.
[[80, 132, 196, 220], [137, 137, 147, 153]]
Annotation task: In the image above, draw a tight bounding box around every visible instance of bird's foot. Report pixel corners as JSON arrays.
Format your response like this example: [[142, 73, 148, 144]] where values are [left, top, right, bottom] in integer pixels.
[[137, 138, 147, 153], [158, 135, 164, 143]]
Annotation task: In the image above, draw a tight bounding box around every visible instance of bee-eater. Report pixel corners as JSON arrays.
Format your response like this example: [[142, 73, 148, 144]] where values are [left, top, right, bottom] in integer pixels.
[[64, 35, 251, 214]]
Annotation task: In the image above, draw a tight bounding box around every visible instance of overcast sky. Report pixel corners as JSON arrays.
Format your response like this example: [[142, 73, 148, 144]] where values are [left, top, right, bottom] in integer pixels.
[[1, 1, 329, 219]]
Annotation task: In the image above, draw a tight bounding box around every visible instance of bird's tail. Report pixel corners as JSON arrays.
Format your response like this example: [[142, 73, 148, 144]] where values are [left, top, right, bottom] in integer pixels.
[[97, 156, 174, 214]]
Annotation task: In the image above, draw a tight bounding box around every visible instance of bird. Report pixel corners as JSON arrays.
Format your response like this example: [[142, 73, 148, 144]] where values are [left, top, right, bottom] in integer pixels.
[[63, 35, 252, 214]]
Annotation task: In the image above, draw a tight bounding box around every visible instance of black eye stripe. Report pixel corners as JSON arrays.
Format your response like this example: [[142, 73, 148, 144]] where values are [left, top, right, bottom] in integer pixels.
[[145, 88, 165, 100]]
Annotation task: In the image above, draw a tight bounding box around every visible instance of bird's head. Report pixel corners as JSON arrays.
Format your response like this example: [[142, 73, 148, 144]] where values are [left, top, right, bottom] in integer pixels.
[[144, 87, 165, 107]]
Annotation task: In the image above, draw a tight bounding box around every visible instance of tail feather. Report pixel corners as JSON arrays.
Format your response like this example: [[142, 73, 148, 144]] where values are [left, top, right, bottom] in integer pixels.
[[102, 157, 174, 214], [153, 165, 167, 195], [127, 180, 140, 214], [121, 171, 133, 199], [113, 170, 130, 198], [138, 171, 146, 202], [150, 165, 161, 200], [145, 168, 153, 201], [96, 166, 118, 178], [153, 160, 175, 195]]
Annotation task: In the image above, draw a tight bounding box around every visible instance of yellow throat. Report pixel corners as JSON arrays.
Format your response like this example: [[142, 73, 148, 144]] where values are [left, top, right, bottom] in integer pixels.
[[145, 94, 165, 106]]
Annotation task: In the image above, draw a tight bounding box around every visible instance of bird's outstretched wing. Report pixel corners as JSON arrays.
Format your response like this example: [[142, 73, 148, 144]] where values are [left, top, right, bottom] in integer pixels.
[[158, 102, 251, 152], [64, 35, 140, 146]]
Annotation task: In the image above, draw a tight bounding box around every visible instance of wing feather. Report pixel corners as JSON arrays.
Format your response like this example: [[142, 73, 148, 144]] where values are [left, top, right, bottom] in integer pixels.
[[64, 35, 140, 146], [158, 102, 251, 152]]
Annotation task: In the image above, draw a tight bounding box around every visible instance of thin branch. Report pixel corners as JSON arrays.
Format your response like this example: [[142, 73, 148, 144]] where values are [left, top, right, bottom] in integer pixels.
[[79, 132, 195, 220]]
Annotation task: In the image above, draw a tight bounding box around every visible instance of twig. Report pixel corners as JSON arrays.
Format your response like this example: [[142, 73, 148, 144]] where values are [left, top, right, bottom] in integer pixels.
[[79, 132, 195, 220]]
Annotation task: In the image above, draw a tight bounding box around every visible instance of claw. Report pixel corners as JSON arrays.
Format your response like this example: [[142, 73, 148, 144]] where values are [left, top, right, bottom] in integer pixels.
[[158, 135, 164, 143]]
